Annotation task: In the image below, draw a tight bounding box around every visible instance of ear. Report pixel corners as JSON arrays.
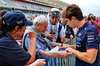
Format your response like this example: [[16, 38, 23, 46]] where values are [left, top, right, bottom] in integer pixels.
[[36, 23, 40, 26], [71, 16, 76, 21], [49, 13, 51, 16], [15, 26, 20, 31], [3, 20, 5, 24]]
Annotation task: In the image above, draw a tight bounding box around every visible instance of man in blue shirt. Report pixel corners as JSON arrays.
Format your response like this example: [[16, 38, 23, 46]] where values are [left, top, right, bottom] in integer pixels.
[[61, 4, 99, 66], [23, 15, 71, 66]]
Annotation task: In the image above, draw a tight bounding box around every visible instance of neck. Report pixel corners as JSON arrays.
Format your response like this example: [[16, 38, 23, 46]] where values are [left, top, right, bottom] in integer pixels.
[[34, 25, 40, 33], [76, 19, 86, 28], [7, 32, 17, 40], [50, 20, 56, 25], [62, 22, 66, 26]]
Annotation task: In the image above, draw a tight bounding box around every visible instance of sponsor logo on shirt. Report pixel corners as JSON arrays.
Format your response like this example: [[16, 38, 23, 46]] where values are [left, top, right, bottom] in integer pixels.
[[76, 45, 82, 47], [76, 37, 81, 42], [76, 37, 82, 48], [87, 35, 94, 42], [78, 33, 81, 36], [84, 28, 87, 30], [77, 42, 81, 44]]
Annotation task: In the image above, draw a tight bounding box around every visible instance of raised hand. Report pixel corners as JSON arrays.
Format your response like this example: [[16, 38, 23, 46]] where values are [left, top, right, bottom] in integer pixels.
[[28, 30, 37, 40], [61, 36, 66, 43], [45, 32, 55, 39]]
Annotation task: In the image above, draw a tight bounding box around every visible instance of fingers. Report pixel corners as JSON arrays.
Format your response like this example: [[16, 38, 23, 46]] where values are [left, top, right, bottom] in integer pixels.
[[28, 31, 36, 40], [16, 40, 22, 46], [48, 35, 55, 39], [17, 42, 22, 46], [43, 62, 46, 65], [66, 47, 74, 53], [16, 40, 22, 43], [40, 59, 46, 65], [65, 44, 70, 48], [40, 59, 45, 62], [59, 44, 70, 49], [46, 33, 55, 39], [63, 52, 71, 59], [58, 52, 71, 59], [27, 59, 46, 66], [61, 36, 66, 42]]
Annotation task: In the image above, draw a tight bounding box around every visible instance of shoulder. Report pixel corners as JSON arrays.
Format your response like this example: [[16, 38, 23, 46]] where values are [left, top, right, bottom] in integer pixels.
[[86, 22, 98, 32], [0, 36, 23, 51], [0, 36, 13, 43], [84, 23, 99, 37]]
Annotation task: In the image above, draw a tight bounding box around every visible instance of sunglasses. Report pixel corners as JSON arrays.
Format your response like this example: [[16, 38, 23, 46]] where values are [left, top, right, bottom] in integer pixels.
[[50, 11, 59, 15]]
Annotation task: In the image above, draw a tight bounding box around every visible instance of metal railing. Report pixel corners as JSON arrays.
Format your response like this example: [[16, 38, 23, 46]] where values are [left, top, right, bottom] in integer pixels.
[[47, 37, 76, 66]]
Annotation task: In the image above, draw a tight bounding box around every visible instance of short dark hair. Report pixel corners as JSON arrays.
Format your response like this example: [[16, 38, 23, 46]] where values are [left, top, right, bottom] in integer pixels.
[[88, 13, 93, 17], [63, 4, 84, 21]]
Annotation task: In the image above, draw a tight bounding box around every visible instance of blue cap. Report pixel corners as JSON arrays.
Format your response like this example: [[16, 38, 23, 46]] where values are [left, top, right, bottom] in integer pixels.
[[3, 10, 33, 26], [50, 13, 60, 17]]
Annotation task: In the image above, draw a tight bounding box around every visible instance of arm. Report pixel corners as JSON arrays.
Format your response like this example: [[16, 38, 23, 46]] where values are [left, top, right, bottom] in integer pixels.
[[50, 42, 67, 47], [91, 19, 100, 28], [70, 45, 76, 49], [59, 44, 76, 49], [40, 50, 70, 59], [66, 48, 98, 64], [69, 26, 75, 38], [26, 31, 36, 65], [51, 42, 59, 46], [66, 28, 99, 64], [61, 36, 67, 43]]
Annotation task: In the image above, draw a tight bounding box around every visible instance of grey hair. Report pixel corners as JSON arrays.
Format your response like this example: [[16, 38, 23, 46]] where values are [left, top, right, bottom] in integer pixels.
[[33, 15, 47, 25]]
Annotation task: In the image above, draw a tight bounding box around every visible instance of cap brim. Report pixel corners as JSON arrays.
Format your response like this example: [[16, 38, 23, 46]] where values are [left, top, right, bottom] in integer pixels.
[[50, 14, 60, 17], [24, 20, 33, 26]]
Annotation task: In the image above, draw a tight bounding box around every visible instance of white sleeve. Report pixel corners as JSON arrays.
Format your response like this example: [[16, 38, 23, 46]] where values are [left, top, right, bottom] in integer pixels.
[[59, 26, 66, 38], [45, 24, 51, 34], [73, 27, 77, 34]]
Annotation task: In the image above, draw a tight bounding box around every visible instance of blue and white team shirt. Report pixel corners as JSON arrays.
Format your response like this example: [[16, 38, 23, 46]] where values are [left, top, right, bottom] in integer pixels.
[[45, 19, 65, 42], [76, 22, 99, 66]]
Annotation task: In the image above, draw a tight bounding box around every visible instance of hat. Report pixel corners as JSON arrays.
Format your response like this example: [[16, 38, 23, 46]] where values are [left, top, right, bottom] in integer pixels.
[[49, 8, 60, 17], [3, 10, 33, 26]]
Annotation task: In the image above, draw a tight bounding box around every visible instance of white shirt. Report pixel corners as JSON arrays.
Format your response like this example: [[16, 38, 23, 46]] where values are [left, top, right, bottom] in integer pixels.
[[45, 19, 65, 42]]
